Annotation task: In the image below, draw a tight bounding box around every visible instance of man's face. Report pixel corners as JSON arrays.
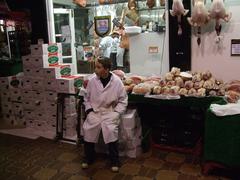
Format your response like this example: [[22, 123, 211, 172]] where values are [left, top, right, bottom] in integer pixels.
[[95, 61, 108, 78]]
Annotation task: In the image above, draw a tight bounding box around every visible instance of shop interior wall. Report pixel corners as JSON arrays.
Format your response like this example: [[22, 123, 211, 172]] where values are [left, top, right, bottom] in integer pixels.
[[191, 0, 240, 82]]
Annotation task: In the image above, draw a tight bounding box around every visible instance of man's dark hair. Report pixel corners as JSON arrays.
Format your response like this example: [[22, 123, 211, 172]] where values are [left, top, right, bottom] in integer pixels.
[[97, 56, 112, 70]]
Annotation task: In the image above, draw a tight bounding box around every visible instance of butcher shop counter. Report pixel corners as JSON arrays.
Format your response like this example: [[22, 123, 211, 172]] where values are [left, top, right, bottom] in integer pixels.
[[128, 94, 223, 108], [203, 107, 240, 174], [127, 94, 224, 154]]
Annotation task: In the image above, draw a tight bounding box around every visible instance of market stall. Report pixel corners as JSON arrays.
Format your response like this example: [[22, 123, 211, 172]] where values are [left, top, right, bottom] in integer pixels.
[[1, 0, 240, 177]]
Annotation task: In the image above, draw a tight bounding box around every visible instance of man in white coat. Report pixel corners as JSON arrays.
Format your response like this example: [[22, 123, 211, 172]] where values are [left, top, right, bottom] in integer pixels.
[[82, 56, 128, 172], [99, 31, 125, 70]]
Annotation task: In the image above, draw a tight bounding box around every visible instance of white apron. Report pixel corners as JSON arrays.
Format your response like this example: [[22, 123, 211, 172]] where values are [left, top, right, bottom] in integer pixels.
[[83, 73, 128, 144]]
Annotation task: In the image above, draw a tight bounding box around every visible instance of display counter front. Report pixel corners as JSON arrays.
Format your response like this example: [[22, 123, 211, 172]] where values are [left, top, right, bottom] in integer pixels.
[[128, 94, 225, 154]]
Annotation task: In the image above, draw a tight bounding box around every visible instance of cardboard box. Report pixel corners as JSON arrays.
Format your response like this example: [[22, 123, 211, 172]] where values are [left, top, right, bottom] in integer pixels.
[[0, 73, 24, 90], [45, 102, 57, 113], [125, 136, 142, 150], [83, 46, 94, 61], [45, 91, 57, 102], [30, 43, 62, 55], [125, 146, 142, 158], [3, 114, 16, 125], [22, 90, 36, 100], [44, 80, 58, 91], [22, 77, 33, 90], [57, 75, 84, 94], [22, 100, 34, 110], [63, 103, 77, 115], [14, 115, 26, 126], [43, 54, 63, 67], [64, 128, 77, 137], [34, 99, 46, 112], [63, 113, 77, 127], [35, 113, 47, 122], [23, 68, 33, 77], [64, 96, 76, 105], [22, 55, 32, 68], [44, 63, 74, 79], [10, 89, 22, 101], [1, 103, 13, 115], [121, 109, 139, 129], [31, 68, 44, 78], [30, 55, 44, 67], [12, 102, 24, 116], [33, 120, 45, 131], [34, 91, 45, 101], [46, 113, 57, 122], [24, 110, 35, 120], [26, 119, 35, 128], [0, 77, 9, 90], [124, 123, 142, 140], [0, 91, 11, 102], [8, 73, 24, 89], [32, 78, 44, 91]]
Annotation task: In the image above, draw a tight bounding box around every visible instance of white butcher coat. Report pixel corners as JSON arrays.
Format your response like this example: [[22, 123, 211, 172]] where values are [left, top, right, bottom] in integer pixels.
[[99, 36, 125, 67], [83, 73, 128, 144]]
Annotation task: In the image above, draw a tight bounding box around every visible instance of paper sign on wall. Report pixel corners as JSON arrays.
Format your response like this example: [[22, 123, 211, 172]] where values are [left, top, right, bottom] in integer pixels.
[[148, 46, 159, 54], [231, 39, 240, 56]]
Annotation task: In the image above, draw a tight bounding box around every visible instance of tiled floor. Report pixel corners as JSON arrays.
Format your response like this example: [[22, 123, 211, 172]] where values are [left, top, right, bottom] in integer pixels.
[[0, 133, 236, 180]]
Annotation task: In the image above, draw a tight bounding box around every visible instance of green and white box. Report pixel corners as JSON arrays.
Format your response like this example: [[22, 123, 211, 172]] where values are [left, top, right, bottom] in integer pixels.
[[57, 75, 84, 94], [44, 63, 74, 79], [30, 43, 62, 55], [43, 54, 63, 67]]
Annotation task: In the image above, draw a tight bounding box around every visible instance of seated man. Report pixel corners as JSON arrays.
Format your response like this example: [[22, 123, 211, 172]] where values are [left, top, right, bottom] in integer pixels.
[[82, 56, 128, 172]]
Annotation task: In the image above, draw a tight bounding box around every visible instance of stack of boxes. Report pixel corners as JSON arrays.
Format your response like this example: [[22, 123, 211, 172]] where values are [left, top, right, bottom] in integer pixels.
[[21, 43, 84, 137], [119, 109, 142, 158], [0, 73, 25, 126], [95, 109, 142, 158]]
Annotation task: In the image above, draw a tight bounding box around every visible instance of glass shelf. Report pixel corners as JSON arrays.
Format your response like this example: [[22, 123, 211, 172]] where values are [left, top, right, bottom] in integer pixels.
[[137, 6, 165, 11]]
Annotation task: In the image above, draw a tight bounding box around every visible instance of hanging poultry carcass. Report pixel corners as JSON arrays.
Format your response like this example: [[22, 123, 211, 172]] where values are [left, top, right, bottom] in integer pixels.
[[188, 0, 210, 45], [209, 0, 231, 38], [73, 0, 87, 7], [170, 0, 189, 35]]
